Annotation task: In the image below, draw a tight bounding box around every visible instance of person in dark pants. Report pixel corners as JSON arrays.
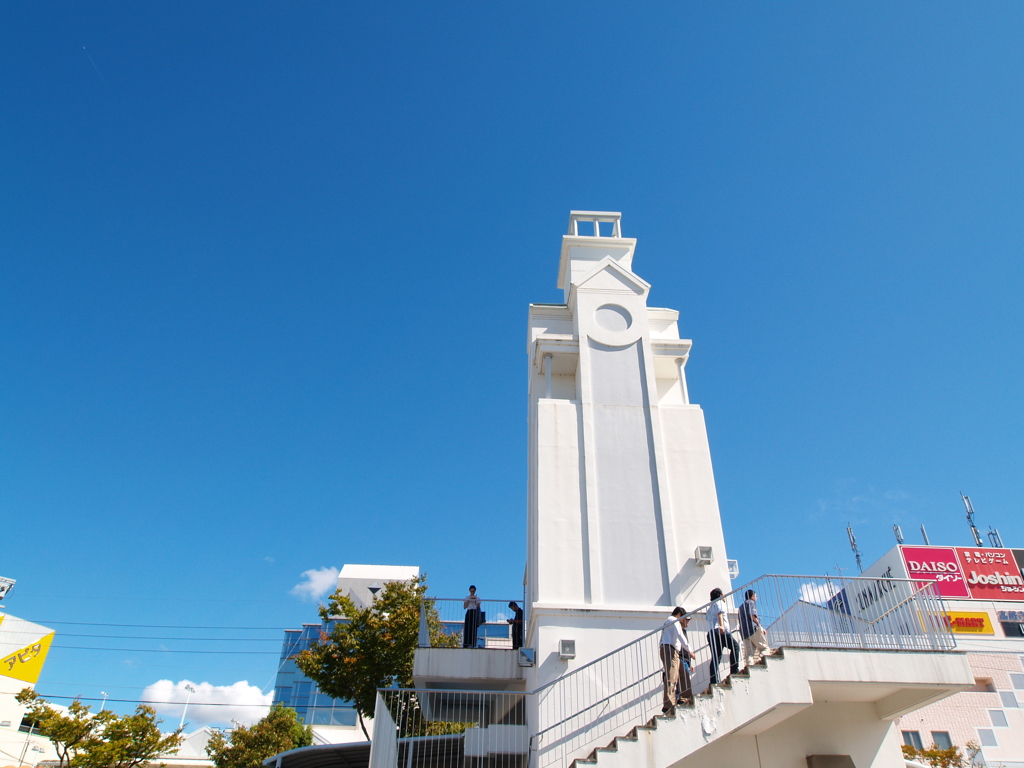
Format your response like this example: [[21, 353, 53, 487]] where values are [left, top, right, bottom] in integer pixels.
[[507, 601, 524, 649], [706, 587, 740, 686], [463, 586, 482, 648], [675, 611, 693, 704]]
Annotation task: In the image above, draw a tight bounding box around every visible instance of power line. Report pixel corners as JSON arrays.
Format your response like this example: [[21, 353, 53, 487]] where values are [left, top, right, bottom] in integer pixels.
[[35, 694, 274, 707], [34, 682, 150, 690], [53, 645, 282, 655], [46, 661, 268, 672], [0, 631, 281, 641], [24, 620, 290, 630]]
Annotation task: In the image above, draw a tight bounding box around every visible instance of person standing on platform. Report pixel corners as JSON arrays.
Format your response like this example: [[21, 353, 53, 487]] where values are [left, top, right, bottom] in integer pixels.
[[507, 601, 524, 649], [463, 586, 482, 648], [706, 587, 740, 686]]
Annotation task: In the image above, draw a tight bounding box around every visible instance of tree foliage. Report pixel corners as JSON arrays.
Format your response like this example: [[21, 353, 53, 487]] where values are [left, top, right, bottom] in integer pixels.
[[75, 706, 185, 768], [901, 740, 981, 768], [293, 575, 454, 739], [16, 689, 182, 768], [206, 705, 312, 768], [16, 689, 108, 768]]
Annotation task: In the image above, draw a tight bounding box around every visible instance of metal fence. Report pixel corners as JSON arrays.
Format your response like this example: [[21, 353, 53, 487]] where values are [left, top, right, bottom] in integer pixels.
[[368, 689, 528, 768], [418, 598, 526, 650], [372, 574, 955, 768]]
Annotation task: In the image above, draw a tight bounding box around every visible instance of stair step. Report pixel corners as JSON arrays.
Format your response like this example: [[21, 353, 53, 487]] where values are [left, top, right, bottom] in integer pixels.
[[566, 649, 789, 767]]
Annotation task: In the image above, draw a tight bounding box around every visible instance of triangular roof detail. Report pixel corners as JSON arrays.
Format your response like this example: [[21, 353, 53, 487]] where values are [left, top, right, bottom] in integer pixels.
[[571, 256, 650, 297]]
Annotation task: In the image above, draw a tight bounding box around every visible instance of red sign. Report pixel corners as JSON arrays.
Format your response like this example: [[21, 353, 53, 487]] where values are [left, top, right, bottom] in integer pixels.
[[900, 546, 971, 598], [956, 548, 1024, 601]]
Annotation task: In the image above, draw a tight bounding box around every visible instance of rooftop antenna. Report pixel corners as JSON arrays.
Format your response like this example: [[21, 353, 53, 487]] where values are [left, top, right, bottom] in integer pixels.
[[962, 493, 984, 547], [988, 527, 1003, 548], [847, 524, 864, 573], [920, 524, 930, 545], [893, 525, 904, 545]]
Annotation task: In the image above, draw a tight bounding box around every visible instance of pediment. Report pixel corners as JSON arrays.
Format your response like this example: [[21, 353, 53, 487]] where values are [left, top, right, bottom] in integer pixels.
[[572, 257, 650, 296]]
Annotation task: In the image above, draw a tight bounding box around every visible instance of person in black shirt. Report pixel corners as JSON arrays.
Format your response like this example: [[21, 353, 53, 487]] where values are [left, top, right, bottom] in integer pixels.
[[507, 601, 524, 649]]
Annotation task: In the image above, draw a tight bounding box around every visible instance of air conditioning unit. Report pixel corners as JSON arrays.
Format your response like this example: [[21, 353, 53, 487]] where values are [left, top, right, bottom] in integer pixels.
[[694, 546, 714, 567], [559, 639, 576, 659], [728, 560, 740, 580]]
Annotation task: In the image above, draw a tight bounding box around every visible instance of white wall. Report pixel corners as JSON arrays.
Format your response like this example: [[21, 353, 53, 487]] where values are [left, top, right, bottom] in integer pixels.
[[526, 221, 732, 695]]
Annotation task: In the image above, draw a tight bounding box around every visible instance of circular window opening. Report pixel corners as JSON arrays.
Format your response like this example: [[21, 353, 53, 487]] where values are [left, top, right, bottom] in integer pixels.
[[595, 304, 632, 332]]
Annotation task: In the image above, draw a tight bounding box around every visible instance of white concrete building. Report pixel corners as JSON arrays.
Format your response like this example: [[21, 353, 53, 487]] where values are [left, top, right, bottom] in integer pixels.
[[524, 210, 732, 685], [0, 612, 59, 768], [355, 212, 977, 768], [856, 543, 1024, 766]]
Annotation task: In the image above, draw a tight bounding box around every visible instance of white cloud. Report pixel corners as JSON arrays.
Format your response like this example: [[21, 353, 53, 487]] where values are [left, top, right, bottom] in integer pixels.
[[142, 679, 272, 729], [800, 582, 838, 604], [291, 566, 339, 602]]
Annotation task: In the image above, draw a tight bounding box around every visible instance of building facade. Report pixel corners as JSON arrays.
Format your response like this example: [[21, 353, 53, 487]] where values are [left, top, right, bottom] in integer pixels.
[[0, 611, 57, 768], [854, 543, 1024, 766], [272, 564, 418, 745]]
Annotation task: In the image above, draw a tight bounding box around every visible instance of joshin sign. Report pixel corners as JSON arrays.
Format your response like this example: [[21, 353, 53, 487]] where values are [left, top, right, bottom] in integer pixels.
[[899, 546, 970, 599], [956, 548, 1024, 601]]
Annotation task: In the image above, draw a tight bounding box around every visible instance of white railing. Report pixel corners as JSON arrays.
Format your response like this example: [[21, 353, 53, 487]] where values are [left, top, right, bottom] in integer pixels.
[[368, 689, 527, 768], [372, 574, 955, 768]]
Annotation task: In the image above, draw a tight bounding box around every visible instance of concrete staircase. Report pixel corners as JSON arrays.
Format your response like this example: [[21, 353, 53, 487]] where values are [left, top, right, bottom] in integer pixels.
[[568, 650, 785, 768], [558, 642, 975, 768]]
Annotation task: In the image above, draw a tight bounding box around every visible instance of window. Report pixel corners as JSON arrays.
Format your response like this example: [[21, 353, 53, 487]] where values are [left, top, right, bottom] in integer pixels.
[[1010, 672, 1024, 690], [902, 731, 923, 750], [1004, 622, 1024, 637], [931, 732, 953, 750], [978, 729, 998, 747], [989, 710, 1008, 727], [999, 690, 1018, 708]]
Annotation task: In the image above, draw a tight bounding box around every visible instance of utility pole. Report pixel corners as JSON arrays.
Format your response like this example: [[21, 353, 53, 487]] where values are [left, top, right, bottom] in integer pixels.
[[847, 524, 864, 574], [179, 684, 196, 730], [962, 493, 984, 547]]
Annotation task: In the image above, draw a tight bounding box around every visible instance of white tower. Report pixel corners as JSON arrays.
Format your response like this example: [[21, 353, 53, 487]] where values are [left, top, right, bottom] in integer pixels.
[[526, 212, 731, 681]]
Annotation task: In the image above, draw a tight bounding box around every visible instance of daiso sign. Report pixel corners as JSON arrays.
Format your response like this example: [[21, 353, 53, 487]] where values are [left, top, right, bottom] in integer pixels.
[[899, 546, 970, 599]]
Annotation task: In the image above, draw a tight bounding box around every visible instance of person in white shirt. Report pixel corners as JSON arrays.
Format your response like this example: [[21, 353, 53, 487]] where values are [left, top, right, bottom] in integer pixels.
[[706, 587, 741, 685], [660, 607, 692, 714]]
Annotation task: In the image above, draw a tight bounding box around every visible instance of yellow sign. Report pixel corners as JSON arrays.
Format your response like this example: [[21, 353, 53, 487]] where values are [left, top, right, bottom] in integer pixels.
[[944, 611, 994, 634], [0, 632, 54, 683]]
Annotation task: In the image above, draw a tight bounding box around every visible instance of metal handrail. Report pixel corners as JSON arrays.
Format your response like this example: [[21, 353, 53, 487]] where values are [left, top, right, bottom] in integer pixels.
[[531, 573, 942, 695]]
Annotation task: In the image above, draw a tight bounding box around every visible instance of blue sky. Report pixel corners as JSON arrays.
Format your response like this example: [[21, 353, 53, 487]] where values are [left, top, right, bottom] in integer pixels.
[[2, 2, 1023, 727]]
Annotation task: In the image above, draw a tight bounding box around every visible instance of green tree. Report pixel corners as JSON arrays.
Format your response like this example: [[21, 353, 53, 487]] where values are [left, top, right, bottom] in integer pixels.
[[206, 705, 312, 768], [294, 575, 455, 739], [901, 740, 981, 768], [76, 706, 183, 768], [16, 690, 182, 768], [16, 689, 110, 768]]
